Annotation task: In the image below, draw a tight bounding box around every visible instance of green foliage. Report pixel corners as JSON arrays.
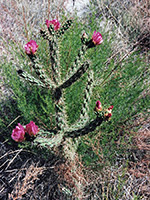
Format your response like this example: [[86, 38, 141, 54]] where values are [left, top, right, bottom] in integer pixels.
[[78, 50, 149, 166], [0, 15, 149, 168], [0, 59, 56, 131]]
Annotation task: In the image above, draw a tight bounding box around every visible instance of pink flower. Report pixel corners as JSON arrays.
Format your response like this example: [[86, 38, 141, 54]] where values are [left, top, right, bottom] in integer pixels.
[[94, 100, 102, 112], [92, 31, 103, 45], [26, 121, 39, 136], [11, 123, 25, 142], [24, 40, 38, 55], [45, 19, 60, 31], [108, 105, 114, 111]]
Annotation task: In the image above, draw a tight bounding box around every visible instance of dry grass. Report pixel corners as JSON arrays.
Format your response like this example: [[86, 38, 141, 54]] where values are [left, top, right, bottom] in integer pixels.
[[55, 154, 87, 199], [128, 120, 150, 199], [94, 0, 150, 57], [1, 144, 149, 199], [8, 163, 45, 200], [130, 0, 150, 33], [130, 0, 150, 52], [0, 0, 69, 62], [0, 142, 75, 199]]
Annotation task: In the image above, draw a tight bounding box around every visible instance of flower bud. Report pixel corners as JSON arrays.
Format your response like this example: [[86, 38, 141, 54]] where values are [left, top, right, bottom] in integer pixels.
[[94, 100, 102, 112], [105, 105, 114, 120]]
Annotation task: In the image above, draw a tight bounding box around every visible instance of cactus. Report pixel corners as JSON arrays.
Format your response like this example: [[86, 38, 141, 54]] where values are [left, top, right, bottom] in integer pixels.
[[14, 19, 115, 198], [17, 19, 112, 156]]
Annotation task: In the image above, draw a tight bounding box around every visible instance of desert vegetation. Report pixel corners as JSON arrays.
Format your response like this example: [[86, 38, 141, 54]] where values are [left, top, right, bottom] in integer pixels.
[[0, 0, 149, 199]]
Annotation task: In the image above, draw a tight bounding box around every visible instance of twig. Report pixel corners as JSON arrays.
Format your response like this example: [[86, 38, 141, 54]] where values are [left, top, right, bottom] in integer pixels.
[[5, 149, 23, 170], [7, 115, 21, 128]]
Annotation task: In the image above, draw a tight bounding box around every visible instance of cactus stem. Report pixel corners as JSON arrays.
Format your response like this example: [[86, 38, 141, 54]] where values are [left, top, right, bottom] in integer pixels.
[[58, 61, 89, 90], [65, 116, 103, 138]]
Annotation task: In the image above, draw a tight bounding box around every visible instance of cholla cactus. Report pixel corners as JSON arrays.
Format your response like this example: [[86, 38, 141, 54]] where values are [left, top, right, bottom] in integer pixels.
[[17, 19, 112, 154], [15, 19, 114, 198]]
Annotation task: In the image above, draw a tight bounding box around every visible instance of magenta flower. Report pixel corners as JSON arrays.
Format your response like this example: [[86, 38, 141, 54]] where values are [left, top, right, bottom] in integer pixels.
[[108, 105, 114, 111], [45, 19, 60, 31], [92, 31, 103, 45], [94, 100, 102, 112], [24, 40, 38, 55], [26, 121, 39, 136], [11, 123, 25, 142]]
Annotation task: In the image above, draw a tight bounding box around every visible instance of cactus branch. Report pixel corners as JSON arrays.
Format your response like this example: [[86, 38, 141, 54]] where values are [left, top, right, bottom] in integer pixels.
[[55, 97, 68, 131], [56, 20, 73, 37], [53, 88, 68, 131], [65, 116, 103, 138], [59, 61, 89, 89], [40, 29, 61, 85], [65, 45, 88, 80], [79, 70, 94, 122], [48, 24, 55, 35], [17, 70, 46, 88], [40, 29, 52, 41], [49, 36, 61, 85], [28, 56, 56, 88], [34, 129, 64, 148]]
